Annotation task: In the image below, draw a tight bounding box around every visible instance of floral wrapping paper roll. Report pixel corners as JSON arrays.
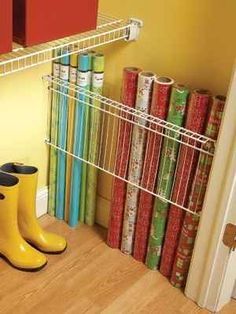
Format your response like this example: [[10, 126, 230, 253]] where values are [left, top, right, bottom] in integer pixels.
[[146, 84, 189, 270], [48, 57, 60, 216], [133, 77, 173, 262], [160, 89, 211, 278], [121, 71, 155, 255], [107, 67, 141, 249], [170, 95, 225, 288]]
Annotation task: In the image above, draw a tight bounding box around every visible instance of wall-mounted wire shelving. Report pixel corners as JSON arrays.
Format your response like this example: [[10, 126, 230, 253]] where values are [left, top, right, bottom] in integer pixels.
[[0, 14, 142, 77], [44, 75, 216, 216]]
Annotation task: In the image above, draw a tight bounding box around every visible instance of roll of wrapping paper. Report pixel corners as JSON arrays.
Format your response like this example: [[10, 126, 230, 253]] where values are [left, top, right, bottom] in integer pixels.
[[170, 95, 225, 288], [69, 53, 90, 227], [55, 54, 70, 220], [48, 56, 60, 216], [160, 89, 211, 278], [107, 67, 141, 249], [85, 53, 105, 226], [80, 51, 96, 223], [146, 84, 189, 270], [64, 54, 78, 222], [121, 71, 155, 255], [133, 77, 174, 262]]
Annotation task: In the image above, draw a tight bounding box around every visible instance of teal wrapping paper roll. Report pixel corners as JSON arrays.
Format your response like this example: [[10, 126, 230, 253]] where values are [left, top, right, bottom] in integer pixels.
[[48, 57, 60, 216], [80, 51, 95, 223], [85, 53, 105, 226], [56, 54, 70, 220], [69, 53, 90, 227], [64, 54, 78, 222]]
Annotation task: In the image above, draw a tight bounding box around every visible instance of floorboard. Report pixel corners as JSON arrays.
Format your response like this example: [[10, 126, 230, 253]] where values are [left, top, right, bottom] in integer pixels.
[[0, 215, 234, 314]]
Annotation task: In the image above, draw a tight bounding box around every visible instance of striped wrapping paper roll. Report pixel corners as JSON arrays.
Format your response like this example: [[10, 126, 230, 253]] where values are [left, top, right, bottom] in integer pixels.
[[85, 54, 105, 226], [107, 67, 141, 249], [55, 54, 70, 220], [160, 89, 211, 278], [146, 84, 189, 270], [48, 57, 60, 216], [121, 71, 155, 255], [80, 51, 95, 223], [170, 95, 226, 288], [69, 53, 90, 227], [133, 76, 174, 263], [64, 54, 78, 222]]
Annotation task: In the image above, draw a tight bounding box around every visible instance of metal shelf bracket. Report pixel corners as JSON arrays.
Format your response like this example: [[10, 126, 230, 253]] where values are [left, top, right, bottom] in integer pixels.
[[126, 18, 144, 41]]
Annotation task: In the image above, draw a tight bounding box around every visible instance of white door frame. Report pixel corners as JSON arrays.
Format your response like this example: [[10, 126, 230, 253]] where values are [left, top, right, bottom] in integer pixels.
[[185, 62, 236, 312]]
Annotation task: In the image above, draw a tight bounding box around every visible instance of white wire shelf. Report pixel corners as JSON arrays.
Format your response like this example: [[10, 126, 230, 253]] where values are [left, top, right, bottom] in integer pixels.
[[44, 75, 216, 154], [44, 75, 217, 216], [0, 14, 142, 77]]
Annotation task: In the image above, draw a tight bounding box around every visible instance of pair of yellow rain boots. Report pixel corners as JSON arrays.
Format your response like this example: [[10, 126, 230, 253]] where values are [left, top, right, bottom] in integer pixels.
[[0, 162, 67, 271]]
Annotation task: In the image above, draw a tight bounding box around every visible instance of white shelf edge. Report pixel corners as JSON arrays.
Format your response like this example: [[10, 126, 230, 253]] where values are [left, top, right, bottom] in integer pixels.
[[0, 14, 143, 77]]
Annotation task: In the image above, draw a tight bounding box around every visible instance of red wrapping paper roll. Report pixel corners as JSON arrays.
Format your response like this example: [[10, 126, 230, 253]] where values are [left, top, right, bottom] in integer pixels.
[[170, 95, 225, 288], [107, 67, 141, 248], [133, 77, 174, 262], [160, 89, 211, 278]]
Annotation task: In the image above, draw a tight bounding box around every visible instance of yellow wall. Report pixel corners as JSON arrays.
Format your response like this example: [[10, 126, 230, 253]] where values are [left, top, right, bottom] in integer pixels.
[[100, 0, 236, 95], [0, 64, 50, 188], [96, 0, 236, 226], [0, 0, 236, 224]]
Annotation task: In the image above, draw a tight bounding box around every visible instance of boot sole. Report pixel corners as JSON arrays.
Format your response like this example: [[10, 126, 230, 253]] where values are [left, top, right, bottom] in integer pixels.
[[26, 241, 68, 255], [0, 253, 47, 272]]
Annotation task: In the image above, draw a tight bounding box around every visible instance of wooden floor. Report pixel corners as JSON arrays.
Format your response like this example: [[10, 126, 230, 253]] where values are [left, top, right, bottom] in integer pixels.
[[0, 215, 235, 314]]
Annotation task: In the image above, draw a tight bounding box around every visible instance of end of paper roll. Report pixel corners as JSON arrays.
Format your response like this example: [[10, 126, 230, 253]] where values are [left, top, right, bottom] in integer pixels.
[[194, 89, 211, 95], [156, 76, 175, 85], [215, 95, 226, 102], [173, 83, 189, 93], [139, 71, 156, 78]]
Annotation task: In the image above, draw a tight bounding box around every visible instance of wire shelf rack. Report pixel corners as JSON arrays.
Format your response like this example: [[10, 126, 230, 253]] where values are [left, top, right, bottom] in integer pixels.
[[0, 14, 142, 77], [44, 75, 216, 216]]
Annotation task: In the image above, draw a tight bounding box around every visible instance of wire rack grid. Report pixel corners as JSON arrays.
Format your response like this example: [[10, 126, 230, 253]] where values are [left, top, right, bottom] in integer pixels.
[[44, 75, 216, 216], [0, 14, 140, 77]]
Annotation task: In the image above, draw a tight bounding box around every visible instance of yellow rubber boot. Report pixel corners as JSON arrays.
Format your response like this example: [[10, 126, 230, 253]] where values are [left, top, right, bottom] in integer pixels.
[[0, 172, 47, 271], [1, 163, 67, 254]]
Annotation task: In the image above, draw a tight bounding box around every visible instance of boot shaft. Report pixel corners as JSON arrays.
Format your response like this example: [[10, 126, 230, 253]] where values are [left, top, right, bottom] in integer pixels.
[[1, 163, 38, 224], [0, 172, 20, 237]]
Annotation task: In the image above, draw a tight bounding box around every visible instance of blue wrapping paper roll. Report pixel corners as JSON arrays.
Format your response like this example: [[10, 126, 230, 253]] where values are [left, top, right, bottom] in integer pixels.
[[69, 53, 90, 227]]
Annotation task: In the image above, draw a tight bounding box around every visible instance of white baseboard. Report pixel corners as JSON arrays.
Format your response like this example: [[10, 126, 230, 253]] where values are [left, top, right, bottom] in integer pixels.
[[36, 186, 48, 217]]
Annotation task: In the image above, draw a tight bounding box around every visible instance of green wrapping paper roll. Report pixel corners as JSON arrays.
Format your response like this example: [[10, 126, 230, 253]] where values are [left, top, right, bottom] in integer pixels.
[[85, 53, 105, 226], [146, 84, 189, 270], [48, 57, 60, 216], [80, 51, 95, 223], [56, 54, 70, 220]]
